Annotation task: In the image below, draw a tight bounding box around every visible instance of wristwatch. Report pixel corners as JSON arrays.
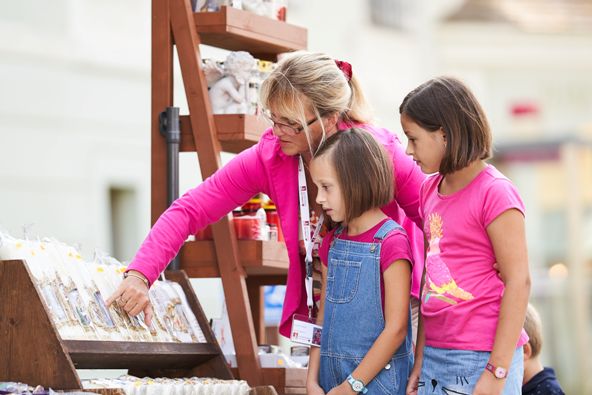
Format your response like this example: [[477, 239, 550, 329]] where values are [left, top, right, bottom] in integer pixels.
[[346, 375, 368, 394], [485, 362, 508, 379]]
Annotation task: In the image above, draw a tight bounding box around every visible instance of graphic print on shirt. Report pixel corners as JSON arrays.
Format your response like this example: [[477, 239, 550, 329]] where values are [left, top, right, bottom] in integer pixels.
[[423, 213, 474, 305]]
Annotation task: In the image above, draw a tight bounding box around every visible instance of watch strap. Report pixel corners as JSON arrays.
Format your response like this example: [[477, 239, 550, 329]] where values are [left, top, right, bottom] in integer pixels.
[[346, 374, 368, 394], [485, 362, 508, 379]]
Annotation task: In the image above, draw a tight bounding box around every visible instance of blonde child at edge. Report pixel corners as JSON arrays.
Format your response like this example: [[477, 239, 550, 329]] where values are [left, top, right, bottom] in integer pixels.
[[401, 77, 531, 395], [522, 304, 565, 395], [306, 128, 414, 395]]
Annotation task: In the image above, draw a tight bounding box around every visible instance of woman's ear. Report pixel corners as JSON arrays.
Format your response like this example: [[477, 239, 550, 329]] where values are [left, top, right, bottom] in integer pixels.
[[326, 111, 340, 127]]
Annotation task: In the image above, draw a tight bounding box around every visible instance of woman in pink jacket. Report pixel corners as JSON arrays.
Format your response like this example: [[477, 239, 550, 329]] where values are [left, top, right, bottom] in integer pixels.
[[106, 51, 425, 339]]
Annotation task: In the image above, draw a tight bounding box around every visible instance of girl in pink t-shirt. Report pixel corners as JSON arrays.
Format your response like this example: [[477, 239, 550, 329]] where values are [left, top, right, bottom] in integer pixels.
[[306, 128, 413, 395], [400, 77, 531, 395]]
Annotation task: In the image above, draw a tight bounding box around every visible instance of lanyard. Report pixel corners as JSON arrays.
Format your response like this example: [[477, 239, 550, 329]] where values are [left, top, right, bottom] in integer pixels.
[[298, 156, 324, 318]]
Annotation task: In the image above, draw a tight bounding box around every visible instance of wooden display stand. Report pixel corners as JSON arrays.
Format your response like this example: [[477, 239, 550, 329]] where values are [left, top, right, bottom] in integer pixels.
[[0, 259, 278, 394], [151, 0, 307, 392]]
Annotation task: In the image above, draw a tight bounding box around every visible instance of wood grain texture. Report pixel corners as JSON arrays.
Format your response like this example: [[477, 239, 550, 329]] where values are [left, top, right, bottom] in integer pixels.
[[170, 0, 261, 385], [151, 0, 174, 225], [194, 6, 307, 60], [0, 261, 230, 389], [0, 260, 81, 389]]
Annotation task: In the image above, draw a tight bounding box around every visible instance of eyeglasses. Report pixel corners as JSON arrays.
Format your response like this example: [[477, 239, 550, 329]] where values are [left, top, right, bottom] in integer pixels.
[[261, 111, 320, 136]]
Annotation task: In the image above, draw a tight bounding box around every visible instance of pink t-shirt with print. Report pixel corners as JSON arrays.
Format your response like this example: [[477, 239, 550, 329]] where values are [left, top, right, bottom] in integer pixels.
[[319, 219, 414, 311], [420, 165, 529, 351]]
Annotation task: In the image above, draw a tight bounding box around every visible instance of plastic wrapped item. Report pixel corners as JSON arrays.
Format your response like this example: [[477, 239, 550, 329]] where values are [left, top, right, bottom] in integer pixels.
[[197, 0, 242, 12], [0, 382, 31, 393], [170, 282, 207, 343], [149, 281, 196, 343], [0, 229, 207, 344], [83, 376, 250, 395]]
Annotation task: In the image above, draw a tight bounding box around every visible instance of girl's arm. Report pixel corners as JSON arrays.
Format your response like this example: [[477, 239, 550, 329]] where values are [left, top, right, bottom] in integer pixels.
[[406, 266, 426, 395], [307, 264, 327, 394], [331, 260, 411, 394], [475, 208, 531, 394]]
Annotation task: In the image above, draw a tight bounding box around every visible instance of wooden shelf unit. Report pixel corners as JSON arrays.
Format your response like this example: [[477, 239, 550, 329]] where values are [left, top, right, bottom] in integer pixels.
[[194, 6, 307, 59], [179, 114, 271, 154], [152, 0, 308, 393], [64, 340, 220, 370], [0, 259, 232, 391], [180, 240, 289, 278]]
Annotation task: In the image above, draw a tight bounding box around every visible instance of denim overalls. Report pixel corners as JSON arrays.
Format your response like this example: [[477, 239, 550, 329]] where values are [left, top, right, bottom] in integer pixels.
[[319, 220, 413, 394]]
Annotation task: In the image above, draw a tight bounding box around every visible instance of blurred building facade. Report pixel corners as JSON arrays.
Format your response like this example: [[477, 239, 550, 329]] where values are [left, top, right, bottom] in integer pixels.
[[0, 0, 590, 391]]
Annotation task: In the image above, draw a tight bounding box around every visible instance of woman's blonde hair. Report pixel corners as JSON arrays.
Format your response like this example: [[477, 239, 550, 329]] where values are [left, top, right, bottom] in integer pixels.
[[260, 51, 372, 154]]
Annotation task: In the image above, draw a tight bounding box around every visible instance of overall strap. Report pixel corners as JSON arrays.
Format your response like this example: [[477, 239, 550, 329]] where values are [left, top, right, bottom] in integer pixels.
[[372, 219, 402, 241], [334, 225, 346, 236]]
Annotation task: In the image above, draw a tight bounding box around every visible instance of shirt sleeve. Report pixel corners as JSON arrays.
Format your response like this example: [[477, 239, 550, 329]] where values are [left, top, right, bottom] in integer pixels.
[[380, 229, 414, 273], [127, 142, 268, 285], [390, 134, 426, 228], [482, 178, 526, 228]]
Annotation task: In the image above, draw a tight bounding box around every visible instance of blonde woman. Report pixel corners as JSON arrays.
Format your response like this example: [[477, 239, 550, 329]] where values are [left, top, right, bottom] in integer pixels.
[[106, 51, 425, 350]]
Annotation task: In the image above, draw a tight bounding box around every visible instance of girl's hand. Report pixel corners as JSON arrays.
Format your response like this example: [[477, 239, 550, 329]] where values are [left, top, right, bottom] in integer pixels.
[[306, 382, 326, 395], [406, 366, 422, 395], [327, 381, 356, 395], [473, 371, 505, 395]]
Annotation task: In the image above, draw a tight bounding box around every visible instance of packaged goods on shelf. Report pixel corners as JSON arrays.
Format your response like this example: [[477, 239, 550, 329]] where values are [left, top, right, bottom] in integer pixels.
[[0, 232, 205, 343], [82, 376, 250, 395], [196, 0, 287, 22]]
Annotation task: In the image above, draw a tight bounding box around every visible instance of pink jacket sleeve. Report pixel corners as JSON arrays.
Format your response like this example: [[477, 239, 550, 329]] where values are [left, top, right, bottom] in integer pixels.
[[127, 144, 268, 284], [387, 135, 426, 228]]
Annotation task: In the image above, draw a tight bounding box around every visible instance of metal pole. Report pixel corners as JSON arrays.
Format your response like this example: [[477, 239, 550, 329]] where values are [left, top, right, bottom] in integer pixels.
[[160, 107, 181, 270]]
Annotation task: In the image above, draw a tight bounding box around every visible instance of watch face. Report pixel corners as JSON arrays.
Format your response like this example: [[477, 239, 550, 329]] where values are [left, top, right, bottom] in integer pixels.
[[352, 381, 364, 392], [495, 367, 507, 378]]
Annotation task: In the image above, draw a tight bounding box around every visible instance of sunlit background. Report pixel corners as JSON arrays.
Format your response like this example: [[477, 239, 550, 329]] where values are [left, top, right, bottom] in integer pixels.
[[1, 0, 591, 392]]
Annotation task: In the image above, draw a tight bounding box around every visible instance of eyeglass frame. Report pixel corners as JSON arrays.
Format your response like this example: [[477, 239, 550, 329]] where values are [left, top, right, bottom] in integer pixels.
[[262, 111, 322, 135]]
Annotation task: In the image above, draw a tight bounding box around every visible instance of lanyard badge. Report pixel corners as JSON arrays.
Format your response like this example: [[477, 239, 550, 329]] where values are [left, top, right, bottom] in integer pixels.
[[291, 314, 323, 347], [291, 156, 324, 347], [297, 156, 324, 317]]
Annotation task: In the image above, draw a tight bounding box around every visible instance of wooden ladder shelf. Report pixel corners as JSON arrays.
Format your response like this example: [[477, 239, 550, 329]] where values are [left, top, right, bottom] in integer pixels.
[[151, 0, 307, 392]]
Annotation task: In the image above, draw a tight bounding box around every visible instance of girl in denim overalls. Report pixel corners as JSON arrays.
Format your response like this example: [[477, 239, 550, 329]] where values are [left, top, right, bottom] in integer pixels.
[[306, 128, 414, 395]]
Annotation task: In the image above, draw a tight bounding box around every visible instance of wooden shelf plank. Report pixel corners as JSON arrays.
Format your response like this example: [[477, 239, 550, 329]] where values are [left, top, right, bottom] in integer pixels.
[[65, 340, 219, 370], [180, 240, 289, 278], [195, 6, 307, 60], [180, 114, 271, 154], [231, 367, 307, 395]]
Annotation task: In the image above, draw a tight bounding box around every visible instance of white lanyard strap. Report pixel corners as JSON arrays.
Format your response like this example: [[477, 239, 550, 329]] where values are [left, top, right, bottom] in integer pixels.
[[298, 156, 324, 317]]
